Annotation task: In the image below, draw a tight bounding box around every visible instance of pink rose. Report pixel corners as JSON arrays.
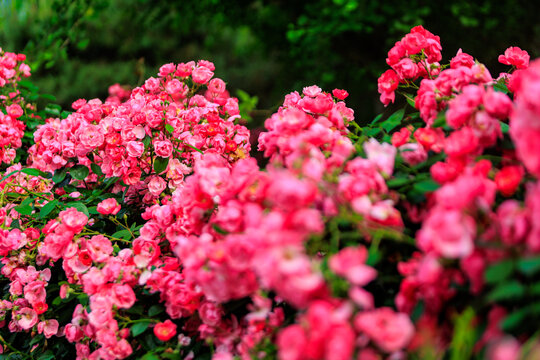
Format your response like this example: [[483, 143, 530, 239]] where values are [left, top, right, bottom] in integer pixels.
[[23, 280, 47, 306], [392, 57, 418, 79], [97, 198, 121, 216], [277, 325, 307, 360], [198, 301, 222, 327], [154, 320, 177, 341], [37, 319, 59, 338], [354, 308, 414, 353], [208, 78, 226, 94], [192, 66, 214, 84], [87, 235, 113, 262], [165, 79, 183, 95], [16, 307, 38, 330], [6, 104, 23, 118], [329, 246, 377, 286], [499, 46, 530, 69], [378, 69, 399, 105], [417, 208, 476, 258], [147, 176, 167, 196], [363, 138, 396, 176], [79, 125, 104, 148], [154, 140, 173, 158], [59, 208, 88, 233], [112, 284, 136, 309], [126, 140, 145, 158]]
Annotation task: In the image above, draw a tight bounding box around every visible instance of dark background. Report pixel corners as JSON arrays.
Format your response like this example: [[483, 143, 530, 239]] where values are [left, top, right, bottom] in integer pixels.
[[2, 0, 540, 125]]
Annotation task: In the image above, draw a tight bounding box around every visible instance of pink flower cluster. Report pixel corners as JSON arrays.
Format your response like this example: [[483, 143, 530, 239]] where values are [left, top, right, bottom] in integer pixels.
[[129, 88, 411, 359], [0, 49, 32, 164], [378, 26, 442, 105], [509, 59, 540, 177], [379, 32, 539, 354], [28, 60, 250, 206], [3, 28, 540, 359]]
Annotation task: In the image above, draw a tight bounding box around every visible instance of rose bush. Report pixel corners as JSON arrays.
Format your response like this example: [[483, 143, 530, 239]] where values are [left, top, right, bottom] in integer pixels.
[[0, 26, 539, 360]]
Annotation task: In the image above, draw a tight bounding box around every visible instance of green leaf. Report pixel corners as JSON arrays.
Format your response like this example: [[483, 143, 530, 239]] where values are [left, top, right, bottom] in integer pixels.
[[141, 354, 160, 360], [0, 170, 20, 182], [29, 334, 44, 346], [154, 157, 169, 174], [91, 163, 104, 176], [186, 143, 204, 154], [405, 95, 416, 108], [487, 280, 526, 302], [52, 168, 67, 183], [501, 303, 540, 331], [40, 94, 56, 102], [77, 293, 89, 306], [381, 108, 405, 132], [364, 127, 382, 137], [45, 105, 61, 116], [131, 321, 150, 337], [148, 305, 164, 317], [14, 204, 32, 216], [69, 165, 90, 180], [165, 124, 175, 134], [112, 229, 132, 240], [37, 352, 55, 360], [517, 256, 540, 276], [432, 113, 447, 128], [484, 259, 515, 284], [212, 224, 229, 235], [370, 114, 383, 125], [412, 179, 440, 193], [501, 307, 531, 332], [449, 307, 476, 360], [386, 177, 411, 188], [143, 136, 151, 148], [21, 168, 49, 178], [501, 122, 510, 134], [15, 197, 34, 216], [39, 200, 58, 218], [494, 82, 509, 94], [65, 202, 90, 217]]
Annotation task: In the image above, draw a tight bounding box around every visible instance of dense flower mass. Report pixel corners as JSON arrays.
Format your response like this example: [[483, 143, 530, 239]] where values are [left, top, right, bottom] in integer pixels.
[[1, 27, 540, 360]]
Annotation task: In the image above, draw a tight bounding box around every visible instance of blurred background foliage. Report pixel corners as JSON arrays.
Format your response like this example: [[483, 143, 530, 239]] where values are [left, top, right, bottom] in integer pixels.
[[1, 0, 540, 125]]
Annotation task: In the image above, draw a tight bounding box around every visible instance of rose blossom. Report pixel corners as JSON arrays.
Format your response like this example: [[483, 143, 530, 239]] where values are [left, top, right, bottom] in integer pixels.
[[154, 139, 173, 158], [354, 308, 414, 353], [154, 320, 177, 341], [97, 198, 121, 215]]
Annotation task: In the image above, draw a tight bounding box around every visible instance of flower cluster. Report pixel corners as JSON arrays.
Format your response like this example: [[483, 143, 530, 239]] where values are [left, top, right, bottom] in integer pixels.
[[28, 60, 250, 207], [2, 27, 540, 360], [378, 26, 442, 105], [0, 50, 32, 164]]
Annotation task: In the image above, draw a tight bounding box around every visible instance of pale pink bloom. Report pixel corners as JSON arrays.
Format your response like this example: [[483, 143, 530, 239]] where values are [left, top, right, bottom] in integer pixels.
[[16, 307, 38, 330], [399, 143, 427, 166], [87, 235, 113, 262], [487, 337, 521, 360], [59, 208, 88, 233], [112, 284, 136, 309], [126, 140, 145, 158], [417, 208, 476, 258], [37, 319, 59, 338], [363, 138, 396, 176], [198, 301, 222, 327], [192, 66, 214, 84], [154, 139, 174, 158], [148, 176, 167, 196], [354, 308, 414, 353], [329, 246, 377, 286]]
